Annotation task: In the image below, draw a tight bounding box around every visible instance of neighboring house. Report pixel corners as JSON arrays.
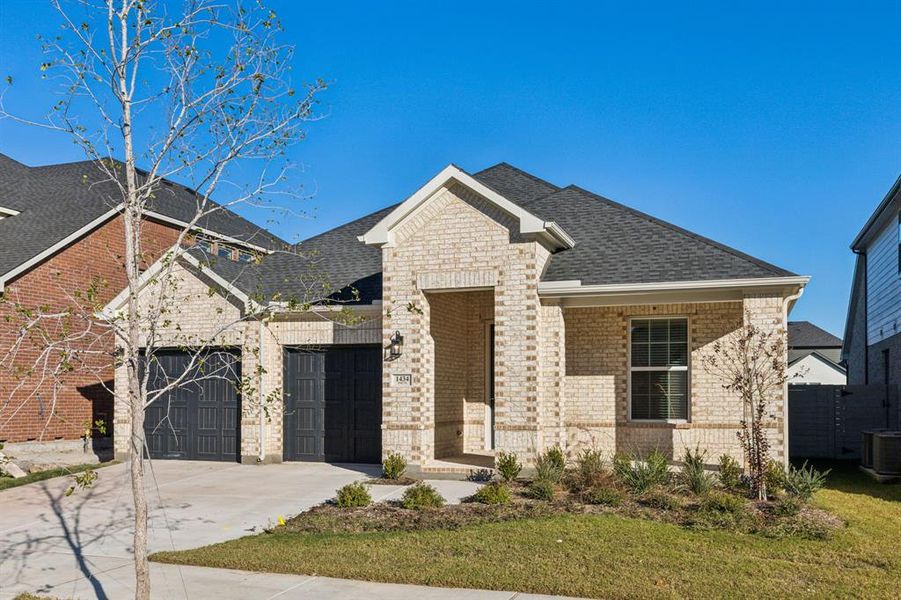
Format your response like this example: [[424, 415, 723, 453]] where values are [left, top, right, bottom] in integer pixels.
[[105, 163, 808, 472], [843, 175, 901, 386], [787, 321, 846, 385], [0, 153, 285, 449]]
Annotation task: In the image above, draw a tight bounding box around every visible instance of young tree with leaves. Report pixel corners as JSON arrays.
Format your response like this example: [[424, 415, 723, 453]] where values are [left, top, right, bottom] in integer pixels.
[[1, 2, 328, 598], [701, 315, 788, 501]]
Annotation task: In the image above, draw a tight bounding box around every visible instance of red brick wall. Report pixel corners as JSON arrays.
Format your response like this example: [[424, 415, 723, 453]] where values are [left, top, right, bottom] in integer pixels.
[[0, 216, 182, 442]]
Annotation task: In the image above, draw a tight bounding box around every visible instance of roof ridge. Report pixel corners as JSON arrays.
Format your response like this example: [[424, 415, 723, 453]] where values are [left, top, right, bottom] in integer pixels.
[[565, 184, 795, 277], [474, 162, 560, 192]]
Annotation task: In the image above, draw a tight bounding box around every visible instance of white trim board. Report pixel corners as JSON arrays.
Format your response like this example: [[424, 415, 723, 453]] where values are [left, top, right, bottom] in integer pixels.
[[0, 207, 121, 293], [358, 164, 574, 251], [0, 205, 275, 292]]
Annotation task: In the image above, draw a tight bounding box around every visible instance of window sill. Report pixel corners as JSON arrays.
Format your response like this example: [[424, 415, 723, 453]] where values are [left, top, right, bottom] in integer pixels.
[[625, 420, 692, 429]]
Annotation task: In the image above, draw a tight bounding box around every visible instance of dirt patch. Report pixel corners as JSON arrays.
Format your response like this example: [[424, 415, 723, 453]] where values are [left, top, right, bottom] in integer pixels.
[[368, 476, 418, 486]]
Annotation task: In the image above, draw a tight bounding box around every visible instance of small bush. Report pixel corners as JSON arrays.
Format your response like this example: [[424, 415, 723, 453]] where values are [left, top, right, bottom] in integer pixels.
[[468, 468, 494, 482], [677, 445, 715, 495], [613, 450, 670, 494], [382, 452, 407, 480], [401, 482, 446, 510], [784, 461, 830, 502], [774, 496, 802, 517], [583, 486, 625, 507], [527, 478, 556, 501], [535, 446, 566, 483], [471, 482, 512, 505], [639, 488, 681, 511], [702, 490, 747, 515], [567, 448, 607, 492], [335, 482, 372, 508], [764, 459, 787, 497], [717, 454, 742, 489], [495, 452, 522, 482]]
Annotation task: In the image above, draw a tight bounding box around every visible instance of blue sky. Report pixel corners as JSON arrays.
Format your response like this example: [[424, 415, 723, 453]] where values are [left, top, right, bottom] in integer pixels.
[[2, 1, 900, 336]]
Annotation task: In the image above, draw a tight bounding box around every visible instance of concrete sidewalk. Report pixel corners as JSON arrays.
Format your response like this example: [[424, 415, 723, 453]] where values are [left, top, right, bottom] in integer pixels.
[[1, 460, 513, 599], [8, 562, 578, 599]]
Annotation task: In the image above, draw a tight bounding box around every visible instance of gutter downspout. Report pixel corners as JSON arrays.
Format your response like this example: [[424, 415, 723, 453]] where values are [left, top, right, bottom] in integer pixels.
[[852, 249, 868, 384], [782, 285, 805, 470], [258, 316, 267, 463]]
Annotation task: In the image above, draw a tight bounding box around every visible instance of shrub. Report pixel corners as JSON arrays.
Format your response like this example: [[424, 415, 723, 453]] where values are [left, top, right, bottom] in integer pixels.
[[702, 490, 747, 515], [535, 446, 566, 483], [774, 496, 802, 517], [764, 459, 787, 496], [639, 488, 680, 511], [717, 454, 742, 489], [471, 482, 512, 505], [495, 452, 522, 482], [784, 461, 830, 502], [335, 482, 372, 508], [401, 482, 445, 510], [613, 450, 670, 494], [677, 445, 715, 495], [567, 448, 607, 492], [527, 478, 556, 501], [583, 486, 625, 507], [382, 452, 407, 480], [468, 468, 494, 482]]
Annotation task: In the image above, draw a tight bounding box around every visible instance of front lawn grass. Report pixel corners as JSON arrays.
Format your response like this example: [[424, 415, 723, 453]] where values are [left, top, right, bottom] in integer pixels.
[[0, 461, 116, 492], [151, 463, 900, 599]]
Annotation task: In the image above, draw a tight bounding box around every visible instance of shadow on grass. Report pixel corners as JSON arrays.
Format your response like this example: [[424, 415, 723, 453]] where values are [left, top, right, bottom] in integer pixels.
[[794, 459, 900, 503]]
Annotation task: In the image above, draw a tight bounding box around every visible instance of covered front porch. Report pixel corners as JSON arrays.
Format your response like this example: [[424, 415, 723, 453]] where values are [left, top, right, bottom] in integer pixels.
[[426, 288, 497, 471]]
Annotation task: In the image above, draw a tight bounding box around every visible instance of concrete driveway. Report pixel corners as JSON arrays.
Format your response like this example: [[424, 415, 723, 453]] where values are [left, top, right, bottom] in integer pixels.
[[0, 461, 484, 599]]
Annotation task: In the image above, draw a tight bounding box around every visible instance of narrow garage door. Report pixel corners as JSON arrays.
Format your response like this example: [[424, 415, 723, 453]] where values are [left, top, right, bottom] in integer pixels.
[[283, 346, 381, 463], [143, 349, 241, 461]]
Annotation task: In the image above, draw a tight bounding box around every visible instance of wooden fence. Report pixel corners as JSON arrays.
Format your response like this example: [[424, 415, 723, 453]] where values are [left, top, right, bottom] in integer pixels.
[[789, 384, 901, 460]]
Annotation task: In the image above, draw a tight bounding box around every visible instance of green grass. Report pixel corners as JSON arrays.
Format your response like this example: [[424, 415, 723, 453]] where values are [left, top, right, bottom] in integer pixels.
[[0, 461, 116, 492], [151, 463, 900, 599]]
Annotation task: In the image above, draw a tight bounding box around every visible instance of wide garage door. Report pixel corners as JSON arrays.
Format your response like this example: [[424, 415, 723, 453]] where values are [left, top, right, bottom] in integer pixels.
[[143, 349, 241, 461], [283, 346, 381, 463]]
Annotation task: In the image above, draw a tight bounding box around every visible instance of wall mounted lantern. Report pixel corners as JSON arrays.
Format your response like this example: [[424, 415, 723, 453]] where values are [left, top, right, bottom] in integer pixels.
[[389, 330, 404, 359]]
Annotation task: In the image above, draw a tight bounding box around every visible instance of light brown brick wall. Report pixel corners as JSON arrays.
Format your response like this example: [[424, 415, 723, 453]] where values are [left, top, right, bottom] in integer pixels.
[[381, 183, 549, 464], [1, 215, 181, 443], [561, 299, 787, 464]]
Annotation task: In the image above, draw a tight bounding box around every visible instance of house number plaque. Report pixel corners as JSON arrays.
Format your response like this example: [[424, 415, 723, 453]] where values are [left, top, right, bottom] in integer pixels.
[[393, 374, 412, 386]]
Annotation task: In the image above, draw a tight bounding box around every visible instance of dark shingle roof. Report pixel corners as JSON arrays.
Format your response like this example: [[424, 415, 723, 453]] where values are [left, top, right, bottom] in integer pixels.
[[0, 154, 286, 279], [200, 162, 797, 304], [788, 321, 842, 348], [522, 185, 794, 284], [471, 162, 559, 208]]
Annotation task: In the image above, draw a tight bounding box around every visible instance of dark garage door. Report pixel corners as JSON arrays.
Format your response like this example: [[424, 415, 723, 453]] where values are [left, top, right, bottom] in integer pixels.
[[283, 346, 382, 463], [143, 349, 241, 461]]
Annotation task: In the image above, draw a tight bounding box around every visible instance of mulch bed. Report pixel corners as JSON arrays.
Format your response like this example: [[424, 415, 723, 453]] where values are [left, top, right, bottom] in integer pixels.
[[282, 480, 842, 540]]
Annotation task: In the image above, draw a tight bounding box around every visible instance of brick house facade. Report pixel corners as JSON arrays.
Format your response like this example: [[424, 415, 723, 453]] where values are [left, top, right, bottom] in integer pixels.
[[0, 216, 181, 443], [0, 153, 284, 448], [108, 163, 807, 472]]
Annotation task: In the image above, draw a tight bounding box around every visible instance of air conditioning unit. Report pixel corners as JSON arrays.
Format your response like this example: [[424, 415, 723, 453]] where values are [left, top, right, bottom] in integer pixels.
[[872, 431, 901, 476], [861, 429, 890, 469]]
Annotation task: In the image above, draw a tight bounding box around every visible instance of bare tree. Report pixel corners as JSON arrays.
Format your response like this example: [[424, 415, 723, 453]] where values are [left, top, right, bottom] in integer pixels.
[[701, 315, 787, 501], [0, 1, 332, 597]]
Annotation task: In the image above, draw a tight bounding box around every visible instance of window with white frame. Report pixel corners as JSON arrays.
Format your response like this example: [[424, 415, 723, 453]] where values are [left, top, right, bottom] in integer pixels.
[[630, 317, 689, 420]]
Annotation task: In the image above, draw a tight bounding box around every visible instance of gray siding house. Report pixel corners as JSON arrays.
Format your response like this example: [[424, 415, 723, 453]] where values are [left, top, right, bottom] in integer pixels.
[[843, 175, 901, 385]]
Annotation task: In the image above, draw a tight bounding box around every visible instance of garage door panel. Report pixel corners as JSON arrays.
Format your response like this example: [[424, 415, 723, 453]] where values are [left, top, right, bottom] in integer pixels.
[[284, 346, 381, 463], [141, 349, 241, 462]]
